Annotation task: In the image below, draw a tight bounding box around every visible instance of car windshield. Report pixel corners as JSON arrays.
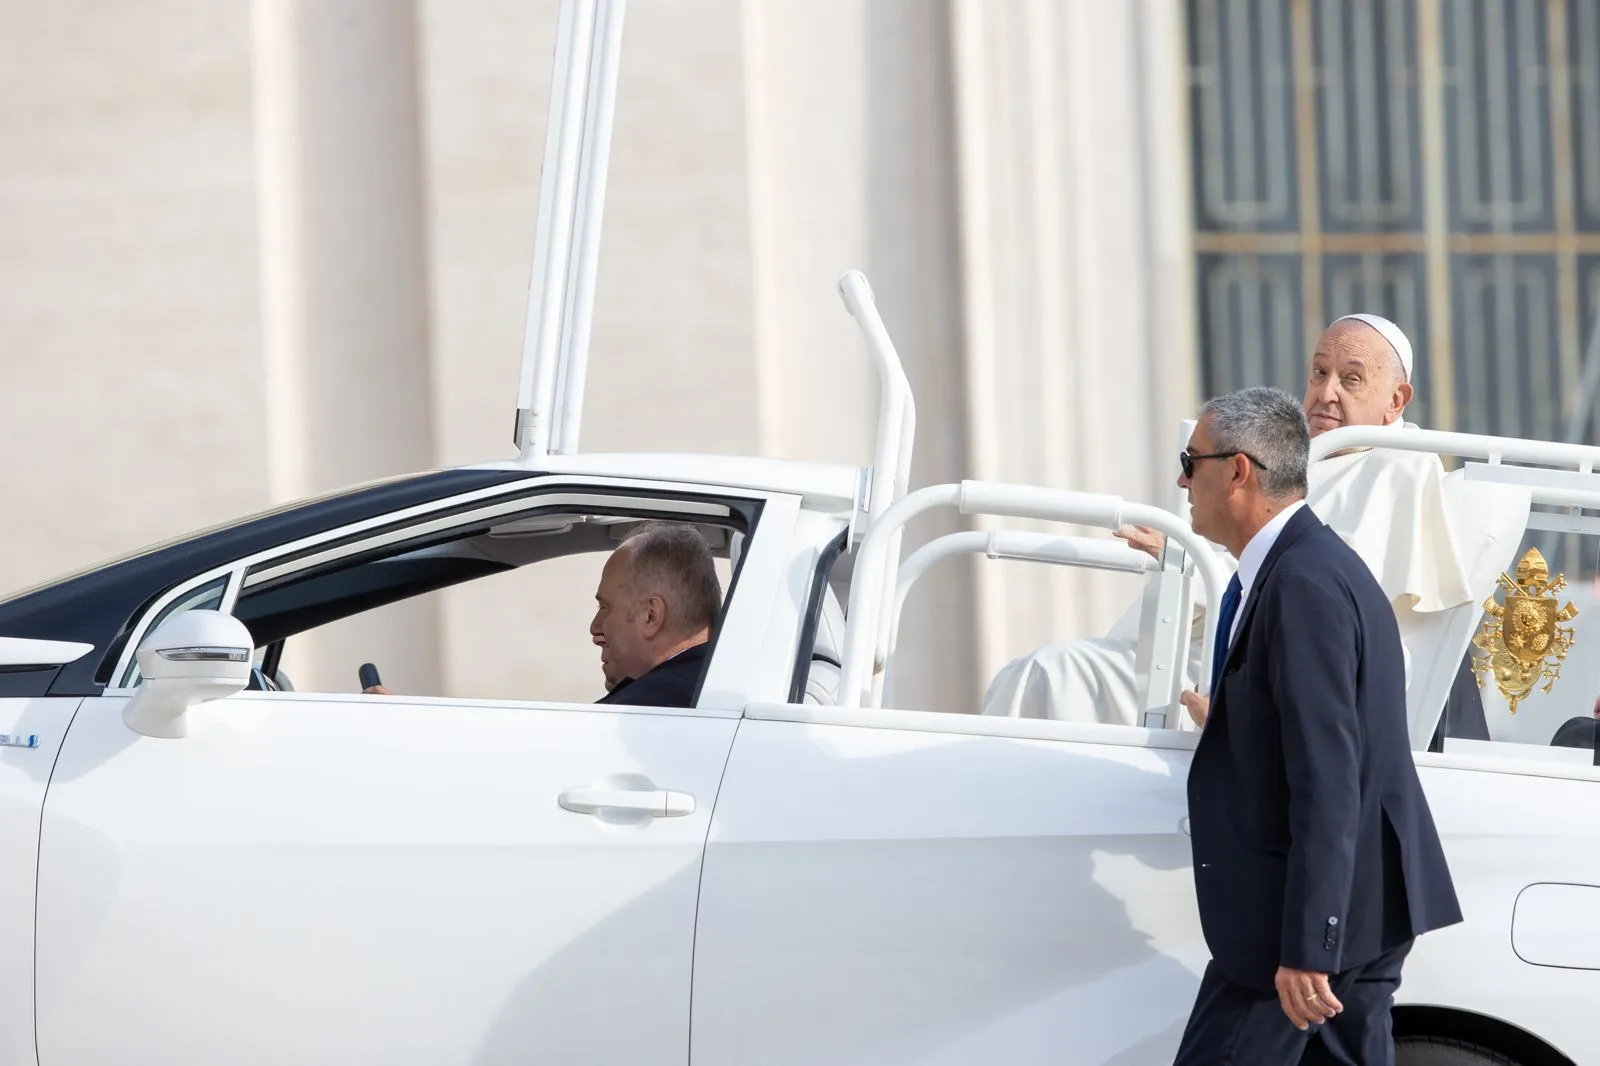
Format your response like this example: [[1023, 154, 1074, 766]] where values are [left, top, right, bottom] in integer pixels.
[[0, 472, 430, 607]]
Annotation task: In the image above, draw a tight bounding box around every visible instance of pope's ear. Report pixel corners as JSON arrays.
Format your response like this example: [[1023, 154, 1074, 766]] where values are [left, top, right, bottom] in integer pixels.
[[1393, 380, 1415, 415]]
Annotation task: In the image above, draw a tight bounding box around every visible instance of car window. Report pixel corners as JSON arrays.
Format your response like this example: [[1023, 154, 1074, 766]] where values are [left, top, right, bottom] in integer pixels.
[[123, 575, 231, 687], [227, 503, 744, 704], [263, 537, 735, 704], [262, 548, 719, 703]]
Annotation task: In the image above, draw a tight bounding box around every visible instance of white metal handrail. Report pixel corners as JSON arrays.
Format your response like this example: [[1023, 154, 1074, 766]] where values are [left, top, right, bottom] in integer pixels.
[[883, 531, 1160, 687], [839, 480, 1231, 709], [838, 270, 916, 517], [1310, 424, 1600, 471], [838, 268, 918, 704]]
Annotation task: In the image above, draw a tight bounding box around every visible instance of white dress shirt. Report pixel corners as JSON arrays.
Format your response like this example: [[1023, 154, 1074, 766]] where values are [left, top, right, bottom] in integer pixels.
[[1228, 499, 1308, 647]]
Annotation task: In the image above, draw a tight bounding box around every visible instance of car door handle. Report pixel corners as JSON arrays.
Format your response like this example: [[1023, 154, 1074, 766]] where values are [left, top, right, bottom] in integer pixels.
[[558, 786, 695, 818]]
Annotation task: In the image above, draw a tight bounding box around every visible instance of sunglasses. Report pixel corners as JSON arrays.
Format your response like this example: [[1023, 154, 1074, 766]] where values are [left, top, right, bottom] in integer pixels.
[[1180, 449, 1270, 479]]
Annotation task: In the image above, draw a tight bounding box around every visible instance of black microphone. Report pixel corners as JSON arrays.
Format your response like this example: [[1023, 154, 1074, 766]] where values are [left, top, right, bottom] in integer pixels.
[[358, 662, 382, 690]]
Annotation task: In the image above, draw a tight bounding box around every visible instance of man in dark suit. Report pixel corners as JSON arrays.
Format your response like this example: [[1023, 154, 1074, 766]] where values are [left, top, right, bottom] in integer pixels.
[[590, 522, 721, 708], [1172, 386, 1463, 1065]]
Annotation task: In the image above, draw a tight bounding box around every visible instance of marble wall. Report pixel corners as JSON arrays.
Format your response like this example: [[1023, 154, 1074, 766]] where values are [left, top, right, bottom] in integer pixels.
[[0, 0, 1196, 710]]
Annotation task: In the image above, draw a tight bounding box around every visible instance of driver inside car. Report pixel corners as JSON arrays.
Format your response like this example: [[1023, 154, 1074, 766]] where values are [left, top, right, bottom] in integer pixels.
[[587, 522, 721, 707], [362, 521, 721, 709]]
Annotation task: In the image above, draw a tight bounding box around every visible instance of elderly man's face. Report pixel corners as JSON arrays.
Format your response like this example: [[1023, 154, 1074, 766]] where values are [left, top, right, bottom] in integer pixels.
[[1302, 321, 1413, 435], [589, 544, 660, 691]]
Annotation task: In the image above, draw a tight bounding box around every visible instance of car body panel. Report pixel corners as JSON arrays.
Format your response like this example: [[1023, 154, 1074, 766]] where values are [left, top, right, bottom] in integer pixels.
[[694, 706, 1600, 1065], [692, 713, 1204, 1066], [0, 697, 81, 1066], [36, 693, 739, 1065]]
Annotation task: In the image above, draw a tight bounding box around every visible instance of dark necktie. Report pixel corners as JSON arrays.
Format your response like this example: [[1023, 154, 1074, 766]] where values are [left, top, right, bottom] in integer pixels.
[[1209, 574, 1243, 699]]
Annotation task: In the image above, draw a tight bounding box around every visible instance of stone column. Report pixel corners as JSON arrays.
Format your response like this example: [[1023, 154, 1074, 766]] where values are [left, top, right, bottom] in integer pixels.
[[950, 0, 1199, 683], [743, 0, 978, 710], [252, 0, 440, 693]]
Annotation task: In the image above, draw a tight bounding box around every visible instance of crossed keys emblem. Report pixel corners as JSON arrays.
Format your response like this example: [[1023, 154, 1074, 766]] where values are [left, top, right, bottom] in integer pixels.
[[1470, 548, 1579, 714]]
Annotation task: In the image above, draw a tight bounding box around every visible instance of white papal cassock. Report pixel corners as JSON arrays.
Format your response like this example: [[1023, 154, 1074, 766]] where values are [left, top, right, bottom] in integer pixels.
[[980, 422, 1527, 744]]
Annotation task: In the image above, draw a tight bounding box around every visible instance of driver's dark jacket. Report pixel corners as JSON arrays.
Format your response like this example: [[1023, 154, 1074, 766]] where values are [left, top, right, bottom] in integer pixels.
[[596, 643, 708, 708]]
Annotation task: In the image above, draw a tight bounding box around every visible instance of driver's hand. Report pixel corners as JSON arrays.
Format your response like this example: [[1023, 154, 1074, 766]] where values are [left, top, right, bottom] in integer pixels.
[[1180, 688, 1209, 728], [1114, 524, 1166, 560], [362, 684, 390, 696]]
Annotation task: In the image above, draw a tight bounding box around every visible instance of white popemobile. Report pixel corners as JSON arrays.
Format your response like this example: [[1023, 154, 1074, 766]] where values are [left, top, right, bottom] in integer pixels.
[[4, 4, 1600, 1065]]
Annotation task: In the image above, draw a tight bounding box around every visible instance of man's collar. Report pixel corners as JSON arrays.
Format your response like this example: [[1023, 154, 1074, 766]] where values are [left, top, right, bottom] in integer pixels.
[[627, 640, 708, 683], [1236, 499, 1307, 597], [604, 640, 708, 698], [656, 640, 708, 668]]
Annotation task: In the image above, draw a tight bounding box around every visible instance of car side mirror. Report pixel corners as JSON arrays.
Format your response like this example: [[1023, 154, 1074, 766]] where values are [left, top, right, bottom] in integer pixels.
[[123, 610, 254, 739]]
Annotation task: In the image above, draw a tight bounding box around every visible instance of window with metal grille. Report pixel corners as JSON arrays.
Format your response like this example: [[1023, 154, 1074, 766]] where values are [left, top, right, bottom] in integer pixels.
[[1187, 0, 1600, 578]]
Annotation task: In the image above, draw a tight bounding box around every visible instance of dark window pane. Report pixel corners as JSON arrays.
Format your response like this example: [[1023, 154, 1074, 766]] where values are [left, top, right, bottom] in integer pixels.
[[1571, 0, 1600, 230], [1442, 0, 1554, 233], [1314, 0, 1424, 232], [1188, 0, 1300, 232], [1197, 254, 1305, 397], [1572, 256, 1600, 442], [1321, 253, 1432, 428], [1450, 254, 1560, 437]]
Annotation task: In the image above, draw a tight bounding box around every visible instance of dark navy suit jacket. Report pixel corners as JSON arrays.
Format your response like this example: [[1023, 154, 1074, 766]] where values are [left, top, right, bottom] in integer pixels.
[[1187, 506, 1462, 991], [596, 642, 707, 708]]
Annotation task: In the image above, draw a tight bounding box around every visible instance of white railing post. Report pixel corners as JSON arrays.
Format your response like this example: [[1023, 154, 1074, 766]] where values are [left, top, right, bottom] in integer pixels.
[[838, 480, 1231, 711], [837, 269, 919, 705], [837, 270, 916, 518], [514, 0, 601, 460], [551, 0, 626, 456]]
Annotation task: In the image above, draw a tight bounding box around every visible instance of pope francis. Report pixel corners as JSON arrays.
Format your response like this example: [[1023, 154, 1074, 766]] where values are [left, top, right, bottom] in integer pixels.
[[982, 314, 1488, 745]]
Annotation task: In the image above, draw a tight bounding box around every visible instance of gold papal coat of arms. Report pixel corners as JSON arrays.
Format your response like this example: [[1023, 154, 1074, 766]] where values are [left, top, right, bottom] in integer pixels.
[[1470, 548, 1579, 714]]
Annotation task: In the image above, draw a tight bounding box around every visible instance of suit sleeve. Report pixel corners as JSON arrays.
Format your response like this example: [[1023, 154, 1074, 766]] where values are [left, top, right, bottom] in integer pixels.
[[1268, 570, 1362, 974]]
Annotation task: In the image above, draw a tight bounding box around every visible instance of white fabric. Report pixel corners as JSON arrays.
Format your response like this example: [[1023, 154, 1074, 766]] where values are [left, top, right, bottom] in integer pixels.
[[1333, 313, 1413, 380], [1306, 432, 1473, 614], [982, 424, 1488, 732], [803, 586, 847, 705], [1230, 499, 1306, 646], [1394, 472, 1531, 749]]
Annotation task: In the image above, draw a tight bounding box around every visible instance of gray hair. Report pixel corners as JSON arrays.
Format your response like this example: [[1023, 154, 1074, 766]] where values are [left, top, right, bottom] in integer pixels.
[[620, 522, 723, 634], [1199, 386, 1309, 501], [1384, 349, 1409, 385]]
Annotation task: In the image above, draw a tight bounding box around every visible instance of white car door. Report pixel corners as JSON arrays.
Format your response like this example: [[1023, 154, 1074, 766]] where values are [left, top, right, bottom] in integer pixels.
[[0, 661, 86, 1066], [36, 691, 737, 1066], [31, 476, 809, 1066], [691, 708, 1205, 1066]]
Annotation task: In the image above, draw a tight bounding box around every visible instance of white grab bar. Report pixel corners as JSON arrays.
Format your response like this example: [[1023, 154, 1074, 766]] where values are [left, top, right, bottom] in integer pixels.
[[838, 269, 918, 705], [1310, 425, 1600, 470], [883, 531, 1160, 683], [838, 270, 916, 517], [840, 480, 1231, 709]]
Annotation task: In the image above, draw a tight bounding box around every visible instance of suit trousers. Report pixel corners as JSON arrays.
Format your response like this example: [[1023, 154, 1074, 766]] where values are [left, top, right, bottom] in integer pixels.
[[1172, 940, 1413, 1066]]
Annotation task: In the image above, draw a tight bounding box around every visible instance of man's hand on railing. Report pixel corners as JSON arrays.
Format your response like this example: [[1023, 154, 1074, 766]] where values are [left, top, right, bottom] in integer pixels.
[[1114, 524, 1167, 560], [1180, 688, 1209, 729]]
